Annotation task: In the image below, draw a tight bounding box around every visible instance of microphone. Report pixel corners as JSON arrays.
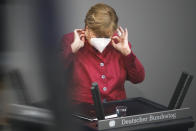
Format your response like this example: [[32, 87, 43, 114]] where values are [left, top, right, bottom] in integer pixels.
[[91, 82, 105, 120]]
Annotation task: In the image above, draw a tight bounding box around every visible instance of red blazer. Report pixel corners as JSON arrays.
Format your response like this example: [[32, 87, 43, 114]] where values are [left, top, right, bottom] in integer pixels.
[[62, 32, 145, 104]]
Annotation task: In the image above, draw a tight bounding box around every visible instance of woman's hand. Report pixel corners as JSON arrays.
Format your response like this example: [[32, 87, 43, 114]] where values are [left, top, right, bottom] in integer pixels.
[[111, 27, 131, 56], [71, 29, 85, 53]]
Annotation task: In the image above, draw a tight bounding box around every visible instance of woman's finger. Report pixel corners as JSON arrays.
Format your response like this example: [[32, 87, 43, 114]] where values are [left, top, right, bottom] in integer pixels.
[[74, 29, 80, 33], [117, 29, 121, 36], [125, 28, 128, 39], [78, 30, 85, 34], [80, 34, 85, 40], [74, 29, 85, 39], [119, 26, 125, 37], [112, 36, 121, 42], [80, 34, 85, 37], [81, 36, 85, 42], [74, 29, 80, 37], [74, 29, 84, 35], [111, 39, 118, 49]]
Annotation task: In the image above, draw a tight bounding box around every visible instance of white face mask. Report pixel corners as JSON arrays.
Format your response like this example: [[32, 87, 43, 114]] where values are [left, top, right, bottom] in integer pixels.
[[90, 38, 111, 53]]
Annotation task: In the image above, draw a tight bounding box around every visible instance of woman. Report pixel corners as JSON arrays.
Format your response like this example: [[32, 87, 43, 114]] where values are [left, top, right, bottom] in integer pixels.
[[62, 3, 145, 104]]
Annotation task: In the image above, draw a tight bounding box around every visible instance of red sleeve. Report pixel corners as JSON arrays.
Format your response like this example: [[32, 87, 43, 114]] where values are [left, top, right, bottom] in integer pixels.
[[123, 42, 145, 84], [61, 32, 75, 69]]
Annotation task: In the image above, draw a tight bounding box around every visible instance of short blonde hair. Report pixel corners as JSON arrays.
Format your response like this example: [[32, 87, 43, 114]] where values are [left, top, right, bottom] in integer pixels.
[[85, 3, 118, 37]]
